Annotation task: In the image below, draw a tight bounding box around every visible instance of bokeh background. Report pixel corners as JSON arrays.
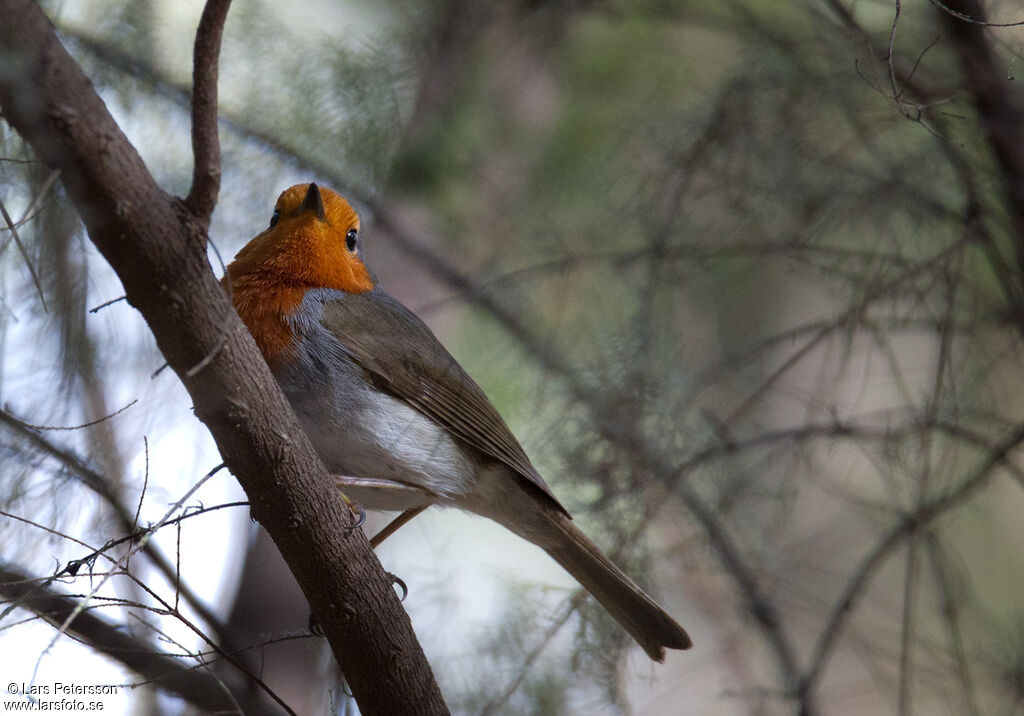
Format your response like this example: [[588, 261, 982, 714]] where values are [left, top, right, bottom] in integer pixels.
[[2, 0, 1024, 714]]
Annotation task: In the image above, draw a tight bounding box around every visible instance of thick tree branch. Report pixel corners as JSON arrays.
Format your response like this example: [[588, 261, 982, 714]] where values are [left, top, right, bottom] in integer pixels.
[[0, 3, 447, 714], [183, 0, 230, 225]]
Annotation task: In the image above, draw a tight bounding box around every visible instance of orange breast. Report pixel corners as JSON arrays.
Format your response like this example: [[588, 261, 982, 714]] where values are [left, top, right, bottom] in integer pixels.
[[227, 276, 305, 368], [224, 184, 373, 365]]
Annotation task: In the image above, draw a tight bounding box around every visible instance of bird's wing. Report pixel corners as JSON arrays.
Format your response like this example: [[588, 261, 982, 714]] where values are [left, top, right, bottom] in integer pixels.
[[320, 290, 567, 514]]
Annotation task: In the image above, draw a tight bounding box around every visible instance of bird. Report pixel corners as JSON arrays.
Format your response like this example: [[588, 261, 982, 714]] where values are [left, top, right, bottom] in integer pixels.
[[224, 182, 692, 660]]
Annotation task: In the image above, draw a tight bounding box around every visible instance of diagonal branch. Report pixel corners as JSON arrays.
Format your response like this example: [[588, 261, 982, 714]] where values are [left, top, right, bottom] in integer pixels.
[[938, 0, 1024, 282], [183, 0, 231, 226]]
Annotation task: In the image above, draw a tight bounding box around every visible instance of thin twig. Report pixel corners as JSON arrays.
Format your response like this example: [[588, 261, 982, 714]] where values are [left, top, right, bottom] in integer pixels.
[[0, 561, 262, 713], [20, 168, 61, 222], [479, 592, 587, 716], [124, 612, 245, 713], [720, 234, 972, 429], [57, 500, 249, 580], [0, 168, 59, 253], [0, 195, 47, 311], [88, 295, 126, 313], [897, 535, 919, 715], [0, 408, 234, 645], [928, 0, 1024, 27], [122, 557, 297, 715], [33, 463, 226, 676], [886, 0, 902, 101], [133, 436, 148, 531], [6, 399, 137, 431]]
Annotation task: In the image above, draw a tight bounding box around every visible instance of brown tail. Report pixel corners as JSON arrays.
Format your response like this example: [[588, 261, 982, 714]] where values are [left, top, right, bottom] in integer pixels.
[[461, 470, 691, 660], [541, 512, 691, 661]]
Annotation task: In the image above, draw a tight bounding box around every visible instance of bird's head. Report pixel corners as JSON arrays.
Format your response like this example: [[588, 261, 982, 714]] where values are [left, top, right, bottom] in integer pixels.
[[227, 183, 374, 294]]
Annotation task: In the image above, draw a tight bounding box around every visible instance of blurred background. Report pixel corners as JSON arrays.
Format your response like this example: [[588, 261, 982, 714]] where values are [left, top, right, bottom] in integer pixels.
[[2, 0, 1024, 714]]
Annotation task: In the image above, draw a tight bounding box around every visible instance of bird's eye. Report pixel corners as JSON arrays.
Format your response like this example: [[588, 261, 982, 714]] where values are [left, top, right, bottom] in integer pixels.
[[346, 228, 358, 252], [269, 209, 281, 228]]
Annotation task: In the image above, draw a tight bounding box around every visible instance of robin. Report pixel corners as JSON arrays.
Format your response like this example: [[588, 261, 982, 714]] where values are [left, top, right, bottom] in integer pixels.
[[225, 183, 692, 660]]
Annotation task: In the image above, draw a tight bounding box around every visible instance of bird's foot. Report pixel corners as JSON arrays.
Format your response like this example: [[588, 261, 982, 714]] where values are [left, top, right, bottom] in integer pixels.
[[387, 571, 408, 602], [342, 500, 366, 536]]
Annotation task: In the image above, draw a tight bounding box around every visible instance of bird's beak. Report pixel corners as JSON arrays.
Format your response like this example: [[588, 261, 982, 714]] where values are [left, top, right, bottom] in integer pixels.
[[299, 183, 327, 222]]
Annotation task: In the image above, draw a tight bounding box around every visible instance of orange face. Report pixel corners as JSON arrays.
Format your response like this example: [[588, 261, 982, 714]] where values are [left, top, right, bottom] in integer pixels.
[[226, 184, 373, 365], [228, 183, 373, 295]]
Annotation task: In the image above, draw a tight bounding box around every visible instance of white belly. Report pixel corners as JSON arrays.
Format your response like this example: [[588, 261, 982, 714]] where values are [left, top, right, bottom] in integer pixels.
[[297, 387, 479, 510], [275, 308, 480, 511]]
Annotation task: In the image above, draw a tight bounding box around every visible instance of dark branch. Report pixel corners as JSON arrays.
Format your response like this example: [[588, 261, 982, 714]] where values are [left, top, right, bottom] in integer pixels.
[[183, 0, 231, 225], [939, 0, 1024, 283]]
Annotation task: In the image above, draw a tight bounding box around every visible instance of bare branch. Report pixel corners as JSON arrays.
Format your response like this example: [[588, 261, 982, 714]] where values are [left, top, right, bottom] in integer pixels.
[[88, 295, 127, 313], [183, 0, 231, 225], [0, 407, 231, 647], [798, 424, 1024, 703], [928, 0, 1024, 27], [0, 561, 261, 713], [939, 0, 1024, 287], [1, 400, 137, 432]]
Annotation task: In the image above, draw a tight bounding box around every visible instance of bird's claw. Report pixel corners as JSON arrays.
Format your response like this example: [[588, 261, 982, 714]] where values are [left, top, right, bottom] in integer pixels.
[[387, 572, 408, 602], [345, 502, 366, 533]]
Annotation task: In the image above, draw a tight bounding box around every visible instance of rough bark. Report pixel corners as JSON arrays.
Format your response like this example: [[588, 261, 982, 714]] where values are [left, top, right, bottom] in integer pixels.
[[0, 2, 448, 714]]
